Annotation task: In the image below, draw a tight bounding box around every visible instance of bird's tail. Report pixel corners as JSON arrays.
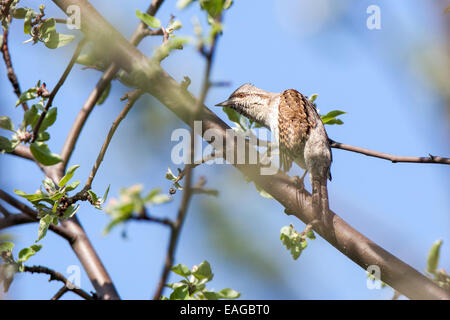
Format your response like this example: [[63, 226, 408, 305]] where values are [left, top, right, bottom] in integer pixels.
[[311, 175, 331, 228]]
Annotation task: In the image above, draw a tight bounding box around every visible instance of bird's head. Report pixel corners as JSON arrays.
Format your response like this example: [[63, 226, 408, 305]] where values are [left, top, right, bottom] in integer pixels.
[[215, 84, 275, 126]]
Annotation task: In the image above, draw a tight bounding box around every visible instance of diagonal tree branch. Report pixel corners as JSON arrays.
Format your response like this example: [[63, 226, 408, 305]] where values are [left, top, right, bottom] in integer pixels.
[[50, 0, 450, 300], [84, 89, 142, 189], [31, 38, 87, 143], [1, 3, 29, 111]]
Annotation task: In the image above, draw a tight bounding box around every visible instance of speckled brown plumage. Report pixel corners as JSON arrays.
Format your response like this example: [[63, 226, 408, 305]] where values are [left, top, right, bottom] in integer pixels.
[[278, 89, 317, 172]]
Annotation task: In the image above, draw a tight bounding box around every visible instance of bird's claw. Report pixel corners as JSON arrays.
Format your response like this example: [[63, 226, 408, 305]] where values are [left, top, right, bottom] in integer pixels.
[[293, 170, 308, 191]]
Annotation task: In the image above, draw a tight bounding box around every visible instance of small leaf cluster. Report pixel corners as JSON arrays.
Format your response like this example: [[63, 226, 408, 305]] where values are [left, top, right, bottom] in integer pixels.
[[134, 9, 187, 63], [104, 185, 172, 234], [179, 0, 232, 48], [165, 167, 183, 193], [308, 94, 346, 125], [280, 224, 315, 260], [426, 240, 450, 292], [0, 241, 42, 292], [14, 165, 108, 242], [161, 260, 240, 300], [0, 81, 61, 166], [12, 5, 75, 49], [14, 166, 81, 241]]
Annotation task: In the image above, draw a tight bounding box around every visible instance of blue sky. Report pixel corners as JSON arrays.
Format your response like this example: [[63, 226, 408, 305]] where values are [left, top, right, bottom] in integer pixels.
[[1, 0, 449, 299]]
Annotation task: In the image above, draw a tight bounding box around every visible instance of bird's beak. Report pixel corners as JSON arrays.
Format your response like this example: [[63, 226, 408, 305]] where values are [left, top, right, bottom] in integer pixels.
[[215, 99, 231, 107]]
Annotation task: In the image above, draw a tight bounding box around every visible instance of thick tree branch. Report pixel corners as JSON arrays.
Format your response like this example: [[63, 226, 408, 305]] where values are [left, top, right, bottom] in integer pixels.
[[329, 139, 450, 165], [0, 213, 34, 230], [51, 0, 450, 300], [23, 265, 93, 300]]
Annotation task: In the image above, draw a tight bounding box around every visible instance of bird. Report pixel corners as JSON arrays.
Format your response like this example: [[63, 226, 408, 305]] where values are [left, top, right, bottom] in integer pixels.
[[215, 83, 332, 224]]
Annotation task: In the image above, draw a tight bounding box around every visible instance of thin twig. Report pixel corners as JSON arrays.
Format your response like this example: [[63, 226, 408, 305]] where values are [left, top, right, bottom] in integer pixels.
[[24, 265, 93, 300], [135, 207, 175, 229], [1, 8, 29, 111], [153, 162, 194, 300], [31, 38, 87, 143], [329, 139, 450, 165], [0, 203, 10, 217], [51, 286, 69, 300], [84, 89, 142, 189]]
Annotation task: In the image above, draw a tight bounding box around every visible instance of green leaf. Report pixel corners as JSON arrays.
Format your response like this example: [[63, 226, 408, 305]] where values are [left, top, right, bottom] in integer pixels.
[[40, 18, 56, 36], [65, 180, 80, 192], [280, 224, 305, 260], [88, 190, 98, 204], [44, 32, 76, 49], [216, 288, 240, 299], [30, 142, 62, 166], [0, 241, 14, 253], [177, 0, 195, 9], [167, 20, 183, 33], [192, 260, 213, 281], [101, 185, 110, 204], [145, 188, 172, 205], [199, 0, 225, 18], [36, 131, 50, 142], [135, 9, 161, 28], [202, 291, 218, 300], [97, 82, 111, 105], [223, 0, 233, 10], [321, 110, 346, 125], [306, 230, 316, 240], [0, 116, 14, 132], [0, 136, 13, 152], [14, 189, 47, 202], [171, 264, 191, 278], [61, 204, 80, 220], [23, 105, 38, 127], [24, 9, 33, 35], [16, 88, 37, 107], [39, 107, 57, 132], [37, 214, 53, 242], [12, 8, 28, 19], [169, 284, 189, 300], [222, 107, 242, 127], [308, 93, 318, 103], [166, 167, 183, 190], [152, 36, 190, 62], [427, 239, 442, 274], [18, 244, 42, 262], [58, 164, 80, 187]]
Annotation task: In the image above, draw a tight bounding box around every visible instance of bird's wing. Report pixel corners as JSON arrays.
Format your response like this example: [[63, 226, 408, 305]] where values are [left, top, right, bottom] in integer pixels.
[[278, 89, 316, 172]]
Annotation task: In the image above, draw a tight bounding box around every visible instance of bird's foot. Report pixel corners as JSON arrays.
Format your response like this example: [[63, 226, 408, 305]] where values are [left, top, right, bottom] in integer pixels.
[[293, 170, 308, 191]]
